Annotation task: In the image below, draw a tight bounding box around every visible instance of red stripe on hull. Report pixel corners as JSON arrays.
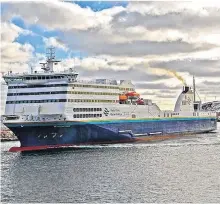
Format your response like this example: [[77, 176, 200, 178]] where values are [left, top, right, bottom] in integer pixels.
[[9, 139, 136, 152], [8, 133, 192, 152]]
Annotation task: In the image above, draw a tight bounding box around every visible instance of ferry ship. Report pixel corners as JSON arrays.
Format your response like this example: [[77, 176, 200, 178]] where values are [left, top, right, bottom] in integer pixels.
[[2, 48, 217, 152]]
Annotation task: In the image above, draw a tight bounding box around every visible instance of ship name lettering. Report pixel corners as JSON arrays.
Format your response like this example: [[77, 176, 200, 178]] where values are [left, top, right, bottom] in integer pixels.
[[110, 113, 122, 116], [51, 132, 57, 138], [110, 108, 120, 112]]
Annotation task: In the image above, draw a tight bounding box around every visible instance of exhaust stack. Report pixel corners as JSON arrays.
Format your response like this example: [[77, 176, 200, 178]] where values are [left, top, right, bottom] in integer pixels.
[[182, 86, 190, 93]]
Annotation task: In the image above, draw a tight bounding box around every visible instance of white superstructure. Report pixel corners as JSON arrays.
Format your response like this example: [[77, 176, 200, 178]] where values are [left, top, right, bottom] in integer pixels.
[[2, 48, 216, 125]]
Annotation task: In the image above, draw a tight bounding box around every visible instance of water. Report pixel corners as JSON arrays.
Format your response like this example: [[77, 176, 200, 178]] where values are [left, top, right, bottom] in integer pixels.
[[1, 125, 220, 203]]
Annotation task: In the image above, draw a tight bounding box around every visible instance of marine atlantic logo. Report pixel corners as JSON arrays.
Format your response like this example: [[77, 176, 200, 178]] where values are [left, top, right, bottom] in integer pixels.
[[104, 108, 110, 116], [187, 97, 192, 105]]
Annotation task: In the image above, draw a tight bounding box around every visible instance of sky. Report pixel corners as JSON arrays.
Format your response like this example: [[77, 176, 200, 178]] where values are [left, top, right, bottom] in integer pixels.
[[1, 0, 220, 113]]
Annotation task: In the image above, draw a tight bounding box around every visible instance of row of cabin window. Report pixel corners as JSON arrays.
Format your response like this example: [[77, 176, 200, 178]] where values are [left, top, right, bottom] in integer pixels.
[[8, 84, 119, 89], [23, 75, 75, 80], [73, 108, 102, 112], [68, 91, 118, 95], [7, 91, 66, 96], [68, 99, 117, 103], [7, 91, 119, 96], [6, 99, 67, 104], [73, 84, 119, 89], [171, 113, 179, 116], [164, 113, 180, 117], [8, 75, 71, 81], [6, 99, 117, 104], [119, 88, 134, 91], [73, 114, 102, 118], [8, 84, 134, 91], [8, 84, 68, 89]]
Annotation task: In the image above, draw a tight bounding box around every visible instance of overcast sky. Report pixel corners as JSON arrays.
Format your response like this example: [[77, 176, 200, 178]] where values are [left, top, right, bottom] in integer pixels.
[[1, 0, 220, 113]]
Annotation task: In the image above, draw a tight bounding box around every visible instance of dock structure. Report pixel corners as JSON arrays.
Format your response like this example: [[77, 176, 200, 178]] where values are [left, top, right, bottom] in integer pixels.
[[0, 125, 18, 141]]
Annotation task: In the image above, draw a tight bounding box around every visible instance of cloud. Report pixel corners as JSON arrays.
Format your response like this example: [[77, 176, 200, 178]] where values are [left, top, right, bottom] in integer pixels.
[[126, 1, 220, 16], [59, 56, 171, 82], [2, 1, 220, 60], [114, 4, 220, 31], [202, 81, 220, 86], [149, 58, 220, 77], [1, 21, 22, 42], [1, 1, 220, 110], [137, 82, 181, 90], [0, 22, 35, 73], [43, 37, 68, 51], [111, 3, 220, 46], [1, 43, 34, 63], [3, 0, 125, 31]]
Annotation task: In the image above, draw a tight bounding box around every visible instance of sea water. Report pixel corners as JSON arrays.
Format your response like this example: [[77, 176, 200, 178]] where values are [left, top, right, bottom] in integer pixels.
[[1, 124, 220, 203]]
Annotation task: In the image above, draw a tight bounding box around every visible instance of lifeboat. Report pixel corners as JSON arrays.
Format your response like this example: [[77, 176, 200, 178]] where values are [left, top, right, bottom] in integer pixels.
[[125, 91, 140, 98], [119, 94, 127, 101]]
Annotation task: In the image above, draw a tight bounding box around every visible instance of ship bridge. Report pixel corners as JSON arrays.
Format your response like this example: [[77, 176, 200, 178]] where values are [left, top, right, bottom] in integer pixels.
[[3, 71, 78, 84], [3, 47, 78, 84]]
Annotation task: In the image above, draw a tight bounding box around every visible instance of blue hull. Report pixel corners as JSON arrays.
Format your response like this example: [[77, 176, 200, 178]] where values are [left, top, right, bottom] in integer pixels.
[[5, 117, 217, 148]]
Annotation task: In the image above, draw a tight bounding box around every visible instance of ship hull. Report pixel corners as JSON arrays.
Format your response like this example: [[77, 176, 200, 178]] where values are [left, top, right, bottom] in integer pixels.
[[4, 117, 217, 151]]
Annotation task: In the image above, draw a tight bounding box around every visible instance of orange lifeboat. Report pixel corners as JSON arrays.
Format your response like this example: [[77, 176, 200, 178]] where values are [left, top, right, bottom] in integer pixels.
[[119, 94, 127, 101], [125, 91, 140, 98]]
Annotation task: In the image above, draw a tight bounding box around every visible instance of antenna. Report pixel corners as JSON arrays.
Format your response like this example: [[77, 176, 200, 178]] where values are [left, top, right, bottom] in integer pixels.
[[40, 47, 60, 72], [46, 47, 55, 60], [193, 75, 196, 102], [30, 66, 33, 74]]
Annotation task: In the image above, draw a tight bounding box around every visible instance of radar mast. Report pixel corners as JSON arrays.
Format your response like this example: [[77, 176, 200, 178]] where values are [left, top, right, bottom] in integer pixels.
[[40, 47, 60, 72]]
